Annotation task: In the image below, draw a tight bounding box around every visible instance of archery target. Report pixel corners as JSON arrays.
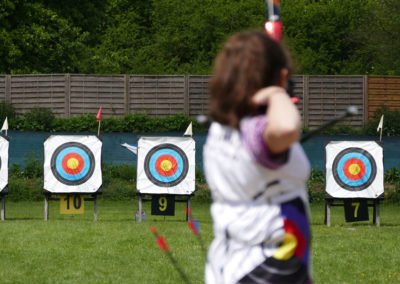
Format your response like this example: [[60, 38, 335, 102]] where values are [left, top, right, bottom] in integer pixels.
[[44, 135, 102, 193], [325, 141, 383, 198], [0, 136, 9, 193], [137, 136, 195, 195]]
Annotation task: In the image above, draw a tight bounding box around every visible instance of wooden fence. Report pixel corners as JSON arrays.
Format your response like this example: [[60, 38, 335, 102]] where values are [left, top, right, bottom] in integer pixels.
[[0, 74, 399, 129]]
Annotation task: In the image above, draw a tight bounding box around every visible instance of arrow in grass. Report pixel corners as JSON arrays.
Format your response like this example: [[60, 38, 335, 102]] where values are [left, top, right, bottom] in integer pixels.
[[149, 226, 191, 284], [186, 208, 206, 255]]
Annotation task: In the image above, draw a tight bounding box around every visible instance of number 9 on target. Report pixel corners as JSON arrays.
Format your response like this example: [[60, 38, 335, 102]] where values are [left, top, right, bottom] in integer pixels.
[[151, 195, 175, 216], [60, 194, 84, 214]]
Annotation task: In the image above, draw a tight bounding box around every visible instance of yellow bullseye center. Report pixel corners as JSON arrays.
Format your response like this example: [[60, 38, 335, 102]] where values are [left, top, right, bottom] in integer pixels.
[[67, 158, 79, 170], [349, 164, 361, 175], [160, 160, 173, 172]]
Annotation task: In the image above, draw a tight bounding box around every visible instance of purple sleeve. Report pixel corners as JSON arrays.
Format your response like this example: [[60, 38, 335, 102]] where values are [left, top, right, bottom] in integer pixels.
[[240, 115, 288, 169]]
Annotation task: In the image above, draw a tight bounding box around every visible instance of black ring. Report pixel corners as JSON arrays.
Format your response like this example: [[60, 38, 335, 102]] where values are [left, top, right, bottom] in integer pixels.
[[144, 143, 189, 187], [332, 147, 376, 191], [50, 142, 95, 186]]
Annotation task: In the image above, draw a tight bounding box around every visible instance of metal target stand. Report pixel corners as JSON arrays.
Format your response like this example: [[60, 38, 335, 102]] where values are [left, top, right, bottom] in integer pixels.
[[136, 193, 193, 222], [44, 192, 100, 221], [324, 141, 384, 227], [324, 197, 383, 227], [135, 136, 196, 222], [43, 135, 103, 222]]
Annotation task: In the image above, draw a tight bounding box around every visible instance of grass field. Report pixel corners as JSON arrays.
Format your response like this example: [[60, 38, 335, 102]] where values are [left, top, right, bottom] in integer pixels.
[[0, 200, 399, 283]]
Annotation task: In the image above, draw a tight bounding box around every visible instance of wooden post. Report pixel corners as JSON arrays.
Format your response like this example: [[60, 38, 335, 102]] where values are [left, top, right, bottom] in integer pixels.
[[1, 196, 5, 221], [184, 75, 189, 116], [65, 74, 71, 118]]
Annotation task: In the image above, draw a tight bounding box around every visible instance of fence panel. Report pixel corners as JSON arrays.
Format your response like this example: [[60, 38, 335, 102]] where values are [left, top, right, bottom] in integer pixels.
[[0, 74, 384, 129], [0, 76, 5, 101], [9, 75, 66, 116], [188, 75, 210, 117], [306, 75, 365, 129], [129, 75, 186, 118], [367, 76, 400, 120], [69, 75, 125, 118]]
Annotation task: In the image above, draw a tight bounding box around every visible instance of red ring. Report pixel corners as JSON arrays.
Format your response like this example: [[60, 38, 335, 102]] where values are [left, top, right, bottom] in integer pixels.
[[343, 158, 366, 180], [62, 153, 85, 175], [155, 155, 178, 177]]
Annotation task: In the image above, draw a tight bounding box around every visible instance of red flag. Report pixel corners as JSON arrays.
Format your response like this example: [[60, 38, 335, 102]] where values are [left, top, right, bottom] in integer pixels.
[[96, 106, 102, 122]]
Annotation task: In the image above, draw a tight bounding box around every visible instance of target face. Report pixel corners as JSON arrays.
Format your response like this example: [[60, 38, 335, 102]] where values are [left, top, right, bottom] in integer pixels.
[[51, 142, 95, 185], [332, 147, 376, 191], [144, 144, 188, 187], [325, 141, 383, 199], [44, 135, 102, 194], [137, 136, 195, 195]]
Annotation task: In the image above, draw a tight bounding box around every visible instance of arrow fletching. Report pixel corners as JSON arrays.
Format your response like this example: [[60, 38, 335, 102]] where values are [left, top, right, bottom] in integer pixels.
[[156, 236, 169, 252], [188, 219, 200, 235], [150, 226, 158, 234]]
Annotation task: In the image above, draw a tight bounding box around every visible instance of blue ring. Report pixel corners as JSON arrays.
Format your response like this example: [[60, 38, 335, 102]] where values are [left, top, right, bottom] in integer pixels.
[[56, 147, 91, 181], [337, 153, 371, 187], [332, 147, 377, 192], [148, 149, 184, 183]]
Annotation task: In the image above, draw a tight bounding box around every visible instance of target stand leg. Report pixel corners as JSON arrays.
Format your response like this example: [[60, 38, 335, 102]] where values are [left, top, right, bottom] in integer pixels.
[[138, 195, 143, 222], [186, 196, 191, 221], [1, 196, 5, 221], [373, 200, 380, 227], [93, 195, 98, 221], [44, 194, 50, 221], [325, 199, 331, 227]]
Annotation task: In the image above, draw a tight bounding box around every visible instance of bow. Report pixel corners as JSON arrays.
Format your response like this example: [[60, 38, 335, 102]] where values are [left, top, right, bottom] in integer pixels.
[[264, 0, 297, 102], [265, 0, 282, 42], [263, 1, 358, 141]]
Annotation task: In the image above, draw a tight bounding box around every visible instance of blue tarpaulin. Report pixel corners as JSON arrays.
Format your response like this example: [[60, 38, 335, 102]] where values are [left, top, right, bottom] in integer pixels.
[[5, 131, 400, 172]]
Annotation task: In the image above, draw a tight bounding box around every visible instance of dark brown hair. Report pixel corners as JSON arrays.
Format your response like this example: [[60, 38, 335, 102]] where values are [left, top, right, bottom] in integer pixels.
[[209, 31, 290, 128]]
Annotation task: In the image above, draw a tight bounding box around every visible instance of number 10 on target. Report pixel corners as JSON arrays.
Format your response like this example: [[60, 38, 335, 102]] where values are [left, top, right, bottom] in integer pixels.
[[60, 195, 84, 214]]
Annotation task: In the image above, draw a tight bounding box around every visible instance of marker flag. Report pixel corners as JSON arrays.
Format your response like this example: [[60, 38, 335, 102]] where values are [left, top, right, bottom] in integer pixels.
[[377, 115, 384, 132], [184, 122, 193, 136], [121, 143, 138, 155], [1, 117, 8, 133], [96, 106, 103, 122]]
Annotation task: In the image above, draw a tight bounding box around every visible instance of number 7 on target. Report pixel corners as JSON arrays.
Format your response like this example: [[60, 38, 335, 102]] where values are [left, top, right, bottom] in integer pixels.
[[60, 194, 84, 214]]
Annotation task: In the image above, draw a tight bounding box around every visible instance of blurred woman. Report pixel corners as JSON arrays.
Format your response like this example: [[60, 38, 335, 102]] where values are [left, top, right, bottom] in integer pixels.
[[203, 31, 312, 284]]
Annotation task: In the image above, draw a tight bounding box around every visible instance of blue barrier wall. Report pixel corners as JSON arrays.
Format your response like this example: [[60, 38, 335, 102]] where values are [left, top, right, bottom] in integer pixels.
[[6, 131, 400, 172]]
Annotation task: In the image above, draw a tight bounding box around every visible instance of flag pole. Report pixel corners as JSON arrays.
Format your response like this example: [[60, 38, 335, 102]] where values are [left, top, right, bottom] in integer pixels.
[[97, 120, 101, 136], [377, 115, 384, 143], [96, 106, 102, 137]]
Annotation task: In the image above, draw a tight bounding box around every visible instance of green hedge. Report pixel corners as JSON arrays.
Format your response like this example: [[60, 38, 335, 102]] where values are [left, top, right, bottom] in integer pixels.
[[4, 107, 209, 133], [3, 103, 400, 135]]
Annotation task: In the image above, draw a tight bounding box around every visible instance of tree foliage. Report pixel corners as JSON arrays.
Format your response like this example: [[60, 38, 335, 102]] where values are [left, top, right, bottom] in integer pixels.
[[0, 0, 399, 75]]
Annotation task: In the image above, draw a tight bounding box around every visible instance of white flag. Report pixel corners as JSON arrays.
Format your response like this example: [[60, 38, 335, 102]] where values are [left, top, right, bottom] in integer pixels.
[[377, 115, 384, 132], [184, 122, 193, 136], [121, 143, 137, 155], [1, 117, 8, 132]]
